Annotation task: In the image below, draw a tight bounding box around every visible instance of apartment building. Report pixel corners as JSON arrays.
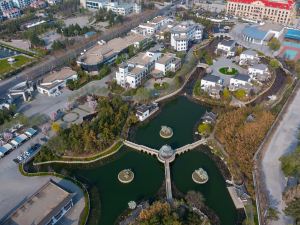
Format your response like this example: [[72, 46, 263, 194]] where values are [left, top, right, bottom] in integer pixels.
[[170, 20, 204, 51], [226, 0, 296, 25]]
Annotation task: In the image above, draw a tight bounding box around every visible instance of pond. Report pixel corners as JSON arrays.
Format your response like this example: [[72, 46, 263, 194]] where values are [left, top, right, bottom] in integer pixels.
[[0, 46, 20, 59], [40, 96, 238, 225]]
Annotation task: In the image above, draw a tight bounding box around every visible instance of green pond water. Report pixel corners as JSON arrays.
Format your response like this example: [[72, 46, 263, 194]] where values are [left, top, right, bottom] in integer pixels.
[[54, 96, 238, 225]]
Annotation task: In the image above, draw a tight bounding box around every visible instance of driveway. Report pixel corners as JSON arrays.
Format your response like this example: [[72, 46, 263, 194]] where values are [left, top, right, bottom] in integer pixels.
[[0, 133, 85, 225], [262, 89, 300, 225]]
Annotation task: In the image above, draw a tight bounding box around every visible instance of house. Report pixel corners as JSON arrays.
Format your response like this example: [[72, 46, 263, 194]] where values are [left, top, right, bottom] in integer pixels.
[[2, 8, 21, 18], [137, 16, 169, 36], [229, 74, 252, 91], [201, 74, 223, 98], [217, 39, 236, 56], [37, 67, 78, 97], [135, 103, 159, 121], [201, 111, 217, 124], [115, 62, 148, 88], [248, 63, 270, 82], [240, 49, 258, 64], [153, 53, 181, 77], [127, 50, 162, 72], [170, 20, 204, 51], [201, 74, 223, 90]]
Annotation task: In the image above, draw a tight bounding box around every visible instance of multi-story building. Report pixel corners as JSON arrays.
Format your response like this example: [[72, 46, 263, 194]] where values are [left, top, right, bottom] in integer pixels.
[[154, 53, 181, 76], [12, 0, 34, 9], [170, 20, 203, 51], [0, 0, 14, 11], [132, 16, 170, 36], [2, 7, 21, 18], [226, 0, 296, 25], [82, 0, 141, 16]]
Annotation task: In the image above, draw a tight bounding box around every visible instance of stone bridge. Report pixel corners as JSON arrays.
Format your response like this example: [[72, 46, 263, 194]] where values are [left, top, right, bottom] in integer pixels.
[[123, 140, 158, 156], [175, 138, 207, 155]]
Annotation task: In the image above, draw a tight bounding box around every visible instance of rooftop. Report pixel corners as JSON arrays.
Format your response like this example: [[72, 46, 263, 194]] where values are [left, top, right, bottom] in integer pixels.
[[233, 74, 251, 82], [151, 16, 166, 24], [285, 29, 300, 41], [128, 66, 146, 76], [79, 33, 146, 65], [241, 49, 257, 56], [250, 63, 268, 70], [219, 39, 235, 47], [42, 67, 76, 83], [202, 74, 221, 83], [227, 0, 295, 10], [171, 20, 203, 34], [156, 53, 177, 65], [3, 180, 73, 225], [128, 51, 157, 67], [242, 23, 283, 41]]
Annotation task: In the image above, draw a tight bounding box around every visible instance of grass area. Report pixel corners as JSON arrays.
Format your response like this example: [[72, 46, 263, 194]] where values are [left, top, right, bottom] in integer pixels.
[[219, 67, 238, 75], [154, 82, 170, 90], [0, 55, 34, 78]]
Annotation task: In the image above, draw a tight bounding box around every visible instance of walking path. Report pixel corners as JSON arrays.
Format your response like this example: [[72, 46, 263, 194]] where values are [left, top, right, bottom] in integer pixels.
[[261, 88, 300, 225]]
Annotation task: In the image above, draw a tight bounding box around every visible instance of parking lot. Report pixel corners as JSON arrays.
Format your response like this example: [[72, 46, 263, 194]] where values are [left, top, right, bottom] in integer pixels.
[[0, 132, 85, 225]]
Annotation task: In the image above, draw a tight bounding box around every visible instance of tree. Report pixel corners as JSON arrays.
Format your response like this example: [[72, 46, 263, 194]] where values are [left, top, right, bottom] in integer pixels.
[[51, 122, 61, 133], [284, 198, 300, 223], [222, 87, 231, 100], [98, 65, 111, 78], [135, 87, 151, 103], [269, 59, 280, 70], [52, 40, 66, 50], [280, 146, 300, 177], [198, 123, 212, 136], [268, 38, 281, 51], [267, 207, 279, 221], [185, 190, 205, 209], [234, 89, 247, 100]]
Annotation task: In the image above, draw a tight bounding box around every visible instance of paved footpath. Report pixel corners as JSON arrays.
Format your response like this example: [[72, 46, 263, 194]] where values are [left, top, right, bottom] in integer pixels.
[[262, 88, 300, 225], [0, 133, 85, 225]]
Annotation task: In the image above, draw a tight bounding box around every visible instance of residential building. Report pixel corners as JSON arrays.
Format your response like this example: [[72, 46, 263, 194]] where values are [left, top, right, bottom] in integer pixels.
[[30, 0, 47, 8], [127, 50, 162, 72], [77, 33, 148, 71], [170, 20, 204, 51], [201, 74, 223, 90], [37, 67, 78, 96], [201, 111, 217, 124], [248, 63, 270, 81], [216, 39, 236, 56], [82, 0, 141, 15], [0, 98, 11, 110], [240, 49, 259, 64], [0, 0, 14, 11], [226, 0, 296, 25], [241, 23, 284, 45], [2, 7, 21, 18], [135, 102, 159, 121], [229, 74, 252, 91], [46, 0, 61, 4], [3, 180, 74, 225], [115, 62, 148, 88], [153, 53, 181, 77], [134, 16, 169, 36], [12, 0, 33, 8]]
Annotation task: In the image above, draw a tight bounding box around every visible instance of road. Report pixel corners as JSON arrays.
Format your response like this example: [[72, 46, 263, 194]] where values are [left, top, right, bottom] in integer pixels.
[[0, 4, 175, 97], [0, 132, 85, 224], [262, 88, 300, 225]]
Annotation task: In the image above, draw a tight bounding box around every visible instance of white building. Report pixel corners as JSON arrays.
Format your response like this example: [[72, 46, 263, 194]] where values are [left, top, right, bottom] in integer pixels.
[[2, 8, 21, 18], [82, 0, 141, 15], [240, 49, 258, 62], [154, 53, 181, 76], [216, 39, 236, 56], [134, 16, 169, 36], [248, 63, 270, 81], [127, 50, 161, 72], [171, 20, 203, 51], [115, 62, 147, 88], [229, 74, 252, 91], [201, 74, 223, 90], [37, 67, 78, 96]]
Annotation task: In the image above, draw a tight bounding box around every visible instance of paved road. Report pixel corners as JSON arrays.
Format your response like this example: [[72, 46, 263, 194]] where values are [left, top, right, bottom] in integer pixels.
[[0, 5, 175, 98], [262, 89, 300, 225], [0, 133, 85, 224]]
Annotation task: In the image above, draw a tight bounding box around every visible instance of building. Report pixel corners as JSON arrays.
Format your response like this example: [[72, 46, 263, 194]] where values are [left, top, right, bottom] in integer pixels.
[[279, 29, 300, 61], [46, 0, 61, 4], [135, 16, 169, 36], [37, 67, 78, 96], [240, 49, 259, 64], [216, 39, 236, 56], [0, 98, 11, 110], [226, 0, 296, 25], [135, 102, 159, 121], [115, 62, 148, 88], [153, 53, 181, 77], [229, 74, 252, 91], [116, 50, 161, 88], [0, 0, 14, 11], [12, 0, 34, 8], [248, 63, 270, 81], [82, 0, 141, 15], [201, 74, 223, 90], [241, 23, 284, 45], [170, 20, 204, 51], [30, 0, 47, 8], [2, 7, 21, 18], [77, 34, 148, 71], [3, 180, 74, 225], [201, 111, 217, 124]]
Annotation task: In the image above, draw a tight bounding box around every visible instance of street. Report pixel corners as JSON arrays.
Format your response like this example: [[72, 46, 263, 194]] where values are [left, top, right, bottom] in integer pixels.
[[262, 88, 300, 225]]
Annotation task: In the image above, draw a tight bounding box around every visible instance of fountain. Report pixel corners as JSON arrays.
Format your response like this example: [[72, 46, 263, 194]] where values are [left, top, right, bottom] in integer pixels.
[[159, 126, 173, 138], [192, 168, 209, 184], [118, 169, 134, 183]]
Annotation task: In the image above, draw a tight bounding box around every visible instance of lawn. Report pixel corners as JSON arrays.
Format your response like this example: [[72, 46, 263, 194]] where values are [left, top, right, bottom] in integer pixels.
[[219, 67, 238, 75], [0, 55, 33, 78]]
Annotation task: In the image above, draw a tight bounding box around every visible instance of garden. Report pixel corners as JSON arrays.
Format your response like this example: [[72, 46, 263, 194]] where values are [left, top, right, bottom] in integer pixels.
[[218, 67, 238, 76]]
